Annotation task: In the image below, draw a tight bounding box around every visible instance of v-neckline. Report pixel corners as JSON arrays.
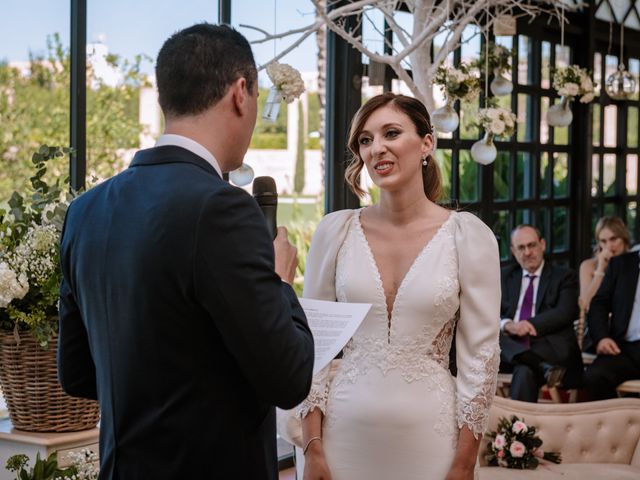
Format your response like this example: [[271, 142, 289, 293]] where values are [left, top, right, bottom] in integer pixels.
[[355, 209, 454, 341]]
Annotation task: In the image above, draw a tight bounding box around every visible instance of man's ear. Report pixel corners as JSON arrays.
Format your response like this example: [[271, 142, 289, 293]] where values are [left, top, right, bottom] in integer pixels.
[[231, 77, 249, 116]]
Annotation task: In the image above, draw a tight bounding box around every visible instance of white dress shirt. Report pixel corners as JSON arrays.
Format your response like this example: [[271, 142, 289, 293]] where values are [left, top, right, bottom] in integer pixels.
[[500, 261, 545, 331], [155, 134, 222, 178], [624, 253, 640, 342]]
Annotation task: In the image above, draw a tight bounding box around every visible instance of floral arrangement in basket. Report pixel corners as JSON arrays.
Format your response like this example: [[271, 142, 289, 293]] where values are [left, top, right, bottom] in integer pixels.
[[6, 448, 98, 480], [485, 415, 562, 469], [0, 146, 73, 349], [475, 105, 517, 139], [265, 61, 305, 103], [552, 65, 595, 104], [433, 63, 480, 102]]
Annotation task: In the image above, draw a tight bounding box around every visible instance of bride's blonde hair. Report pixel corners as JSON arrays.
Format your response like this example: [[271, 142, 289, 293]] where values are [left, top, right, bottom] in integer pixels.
[[345, 93, 442, 202]]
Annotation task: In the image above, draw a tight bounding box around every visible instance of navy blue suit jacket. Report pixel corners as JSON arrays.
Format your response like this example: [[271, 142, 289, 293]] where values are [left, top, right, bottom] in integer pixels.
[[588, 251, 640, 345], [58, 146, 314, 479]]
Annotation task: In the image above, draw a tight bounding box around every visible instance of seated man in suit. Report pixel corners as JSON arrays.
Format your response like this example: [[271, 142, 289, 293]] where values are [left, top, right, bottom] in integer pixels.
[[584, 250, 640, 400], [499, 225, 583, 402]]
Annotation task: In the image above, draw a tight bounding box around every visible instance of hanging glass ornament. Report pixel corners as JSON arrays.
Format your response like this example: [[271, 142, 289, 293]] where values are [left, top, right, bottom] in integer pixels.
[[547, 96, 573, 127], [262, 86, 283, 123], [471, 131, 497, 165], [431, 97, 459, 133], [605, 64, 637, 100], [490, 69, 513, 96], [229, 163, 255, 186]]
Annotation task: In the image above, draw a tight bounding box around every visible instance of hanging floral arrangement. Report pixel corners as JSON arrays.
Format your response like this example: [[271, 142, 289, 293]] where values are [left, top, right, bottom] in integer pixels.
[[474, 43, 514, 97], [471, 105, 517, 165], [431, 63, 480, 133], [547, 65, 595, 127]]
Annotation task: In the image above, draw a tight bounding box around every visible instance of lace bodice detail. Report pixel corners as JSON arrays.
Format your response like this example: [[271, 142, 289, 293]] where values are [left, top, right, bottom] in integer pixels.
[[298, 210, 501, 438]]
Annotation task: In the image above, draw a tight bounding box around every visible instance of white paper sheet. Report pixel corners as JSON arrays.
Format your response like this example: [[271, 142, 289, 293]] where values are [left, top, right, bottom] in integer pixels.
[[299, 298, 371, 374]]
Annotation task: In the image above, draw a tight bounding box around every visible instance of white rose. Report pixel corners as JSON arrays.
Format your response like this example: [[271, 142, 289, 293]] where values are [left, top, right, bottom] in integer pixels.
[[512, 420, 528, 434], [564, 82, 580, 97], [491, 119, 505, 135], [493, 434, 506, 449], [580, 92, 594, 104], [509, 440, 527, 458]]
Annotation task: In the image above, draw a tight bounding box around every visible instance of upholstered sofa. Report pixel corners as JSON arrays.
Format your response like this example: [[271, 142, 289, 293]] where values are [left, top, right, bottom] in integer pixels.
[[478, 396, 640, 479]]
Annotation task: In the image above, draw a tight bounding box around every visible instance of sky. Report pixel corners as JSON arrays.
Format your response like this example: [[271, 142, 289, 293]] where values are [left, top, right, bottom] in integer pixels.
[[0, 0, 319, 84]]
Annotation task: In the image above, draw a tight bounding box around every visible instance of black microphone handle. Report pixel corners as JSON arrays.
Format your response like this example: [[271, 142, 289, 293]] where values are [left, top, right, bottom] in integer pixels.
[[260, 203, 278, 240]]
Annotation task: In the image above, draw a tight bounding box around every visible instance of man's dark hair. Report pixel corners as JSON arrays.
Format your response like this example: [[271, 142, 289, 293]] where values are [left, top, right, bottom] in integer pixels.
[[155, 23, 257, 117]]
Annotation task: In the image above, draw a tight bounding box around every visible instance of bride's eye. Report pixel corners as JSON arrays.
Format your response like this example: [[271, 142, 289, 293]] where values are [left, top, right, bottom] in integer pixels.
[[385, 129, 400, 138], [359, 136, 372, 145]]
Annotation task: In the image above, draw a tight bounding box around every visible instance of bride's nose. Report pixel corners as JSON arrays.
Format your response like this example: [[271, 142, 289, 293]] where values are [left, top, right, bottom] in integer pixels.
[[371, 135, 387, 156]]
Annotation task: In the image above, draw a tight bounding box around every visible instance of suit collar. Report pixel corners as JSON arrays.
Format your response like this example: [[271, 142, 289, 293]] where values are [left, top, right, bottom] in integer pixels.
[[129, 146, 221, 179]]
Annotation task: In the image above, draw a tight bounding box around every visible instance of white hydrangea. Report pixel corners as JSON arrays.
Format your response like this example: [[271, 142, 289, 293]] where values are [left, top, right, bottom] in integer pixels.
[[10, 223, 58, 286], [477, 106, 517, 137], [266, 62, 305, 103], [553, 65, 595, 104], [0, 261, 29, 308]]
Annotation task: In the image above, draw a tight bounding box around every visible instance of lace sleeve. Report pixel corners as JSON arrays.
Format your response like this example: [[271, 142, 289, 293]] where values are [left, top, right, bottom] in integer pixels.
[[453, 212, 501, 438], [296, 363, 331, 418]]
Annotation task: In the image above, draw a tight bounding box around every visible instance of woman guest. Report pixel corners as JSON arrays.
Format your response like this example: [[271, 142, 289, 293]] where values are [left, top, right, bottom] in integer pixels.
[[298, 93, 501, 480], [579, 216, 631, 312]]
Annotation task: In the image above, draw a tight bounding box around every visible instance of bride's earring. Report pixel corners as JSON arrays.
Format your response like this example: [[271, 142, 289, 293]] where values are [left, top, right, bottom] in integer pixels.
[[422, 156, 428, 167]]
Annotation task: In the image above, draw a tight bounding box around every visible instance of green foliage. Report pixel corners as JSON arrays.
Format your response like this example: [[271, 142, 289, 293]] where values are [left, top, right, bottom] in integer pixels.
[[5, 452, 77, 480], [307, 92, 321, 150], [0, 146, 73, 348], [294, 102, 306, 194], [474, 42, 514, 76], [0, 33, 148, 201]]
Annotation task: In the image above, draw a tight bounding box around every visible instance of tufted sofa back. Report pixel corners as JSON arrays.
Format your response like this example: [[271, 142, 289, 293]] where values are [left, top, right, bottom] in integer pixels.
[[479, 396, 640, 466]]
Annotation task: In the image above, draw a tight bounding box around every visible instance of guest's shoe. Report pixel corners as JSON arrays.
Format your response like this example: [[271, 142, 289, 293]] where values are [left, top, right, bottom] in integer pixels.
[[541, 363, 566, 388]]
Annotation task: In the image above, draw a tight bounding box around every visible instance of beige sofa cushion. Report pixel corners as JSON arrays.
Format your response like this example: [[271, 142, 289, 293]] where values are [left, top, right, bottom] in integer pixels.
[[479, 397, 640, 479]]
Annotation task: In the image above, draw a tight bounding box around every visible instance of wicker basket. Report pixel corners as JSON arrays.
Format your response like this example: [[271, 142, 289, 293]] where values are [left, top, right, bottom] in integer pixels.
[[0, 331, 100, 432]]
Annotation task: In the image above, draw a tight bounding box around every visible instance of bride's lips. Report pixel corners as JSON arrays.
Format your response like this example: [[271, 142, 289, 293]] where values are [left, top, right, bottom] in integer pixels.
[[373, 160, 394, 175]]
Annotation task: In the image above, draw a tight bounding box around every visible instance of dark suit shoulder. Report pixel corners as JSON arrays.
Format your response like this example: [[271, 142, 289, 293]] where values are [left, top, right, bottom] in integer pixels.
[[610, 251, 638, 269], [545, 262, 577, 281], [501, 262, 521, 278]]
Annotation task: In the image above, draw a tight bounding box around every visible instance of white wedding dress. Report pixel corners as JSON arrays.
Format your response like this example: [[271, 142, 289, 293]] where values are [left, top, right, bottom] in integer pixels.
[[298, 209, 501, 480]]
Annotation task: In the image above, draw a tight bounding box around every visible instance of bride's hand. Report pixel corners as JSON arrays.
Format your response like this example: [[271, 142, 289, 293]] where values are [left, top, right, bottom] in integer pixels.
[[444, 463, 475, 480], [302, 442, 333, 480]]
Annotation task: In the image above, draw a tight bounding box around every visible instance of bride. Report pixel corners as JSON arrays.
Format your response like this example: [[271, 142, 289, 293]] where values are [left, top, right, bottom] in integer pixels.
[[298, 93, 501, 480]]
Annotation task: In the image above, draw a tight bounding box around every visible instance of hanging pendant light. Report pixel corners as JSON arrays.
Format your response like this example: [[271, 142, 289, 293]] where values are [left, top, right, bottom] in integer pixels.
[[229, 163, 255, 186], [605, 24, 637, 100]]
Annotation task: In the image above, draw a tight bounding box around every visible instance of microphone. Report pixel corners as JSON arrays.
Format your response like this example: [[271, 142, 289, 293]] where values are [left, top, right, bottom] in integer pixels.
[[252, 176, 278, 240]]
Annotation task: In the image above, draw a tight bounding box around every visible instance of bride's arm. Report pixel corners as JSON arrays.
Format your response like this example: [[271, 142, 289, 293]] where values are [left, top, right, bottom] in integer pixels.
[[301, 409, 332, 480], [445, 426, 481, 480]]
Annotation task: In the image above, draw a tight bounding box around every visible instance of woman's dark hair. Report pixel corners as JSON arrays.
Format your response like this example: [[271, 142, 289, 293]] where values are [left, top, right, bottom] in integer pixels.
[[345, 93, 442, 202], [156, 23, 257, 118]]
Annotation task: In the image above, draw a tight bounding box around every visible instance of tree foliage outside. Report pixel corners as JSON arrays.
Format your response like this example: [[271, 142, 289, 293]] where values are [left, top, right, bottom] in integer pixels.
[[294, 101, 305, 193], [0, 34, 149, 202]]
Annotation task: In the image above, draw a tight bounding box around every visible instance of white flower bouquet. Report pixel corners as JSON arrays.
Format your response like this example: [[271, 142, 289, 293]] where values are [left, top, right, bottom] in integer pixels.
[[485, 415, 562, 469], [0, 146, 73, 348], [553, 65, 595, 104], [475, 106, 517, 138], [434, 63, 480, 102], [266, 61, 305, 103]]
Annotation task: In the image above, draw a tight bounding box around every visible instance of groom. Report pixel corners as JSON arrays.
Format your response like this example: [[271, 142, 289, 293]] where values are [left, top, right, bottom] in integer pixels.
[[57, 24, 314, 479]]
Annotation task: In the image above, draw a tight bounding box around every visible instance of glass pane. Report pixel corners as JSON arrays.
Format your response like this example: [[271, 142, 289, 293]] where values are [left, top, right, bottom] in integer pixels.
[[592, 103, 601, 146], [604, 105, 617, 148], [493, 210, 510, 260], [629, 106, 639, 148], [605, 54, 618, 86], [540, 97, 550, 144], [630, 58, 640, 101], [552, 207, 569, 252], [493, 151, 510, 201], [604, 203, 616, 216], [555, 44, 570, 68], [592, 208, 600, 236], [515, 208, 532, 226], [603, 154, 616, 196], [460, 96, 480, 140], [538, 208, 550, 249], [541, 41, 551, 89], [517, 94, 533, 142], [592, 154, 600, 197], [518, 35, 532, 85], [516, 151, 534, 200], [552, 97, 569, 145], [540, 152, 550, 199], [553, 152, 569, 198], [495, 35, 513, 82], [459, 150, 478, 202], [435, 149, 453, 200], [628, 201, 637, 242], [594, 52, 602, 97], [460, 25, 481, 62], [0, 3, 71, 200], [627, 154, 638, 195]]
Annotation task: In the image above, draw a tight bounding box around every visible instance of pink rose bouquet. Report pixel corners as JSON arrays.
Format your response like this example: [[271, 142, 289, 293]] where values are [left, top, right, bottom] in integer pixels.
[[485, 415, 562, 469]]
